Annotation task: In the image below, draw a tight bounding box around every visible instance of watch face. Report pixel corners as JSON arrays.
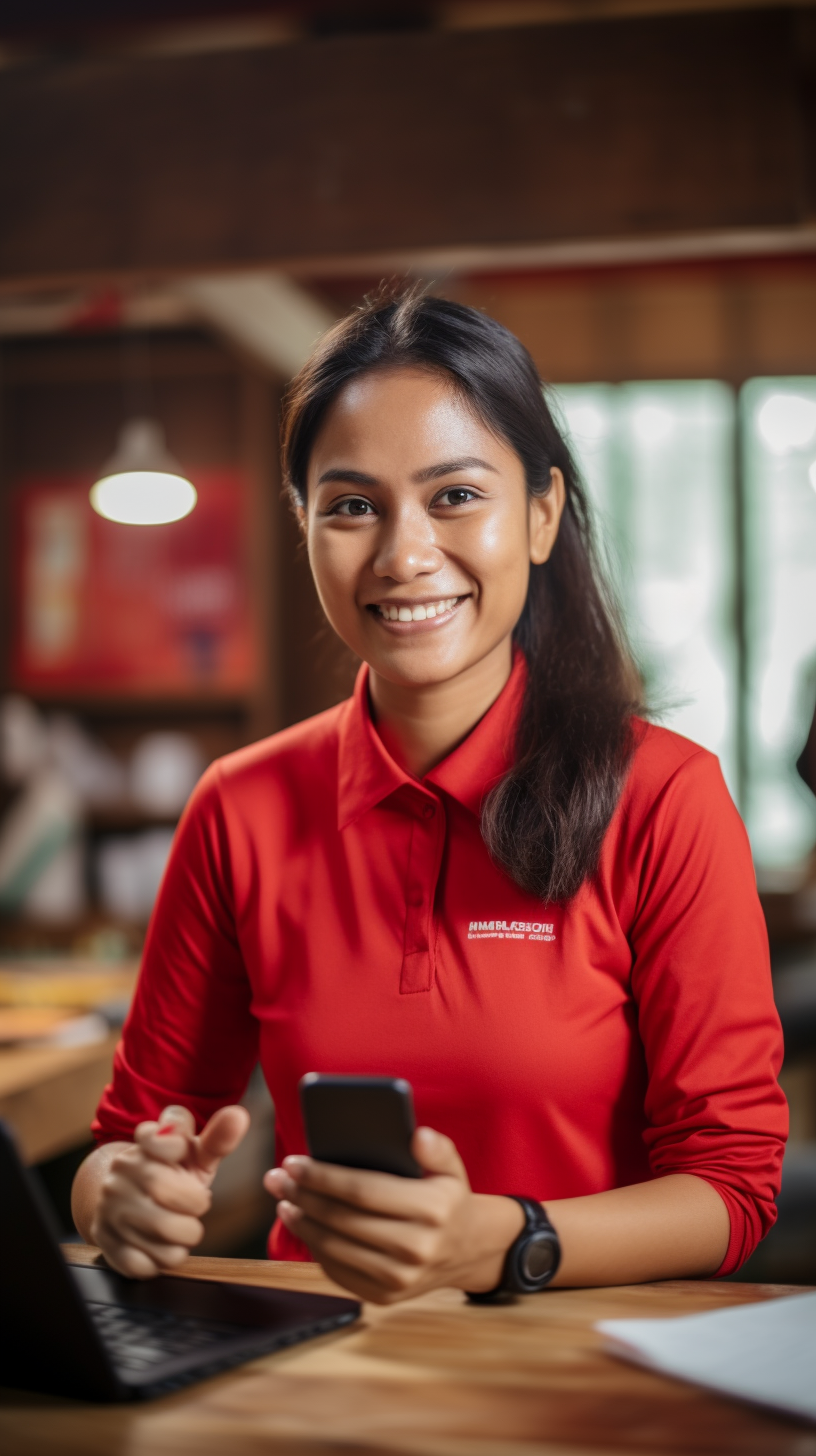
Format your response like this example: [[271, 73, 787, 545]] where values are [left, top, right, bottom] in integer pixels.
[[521, 1232, 559, 1283]]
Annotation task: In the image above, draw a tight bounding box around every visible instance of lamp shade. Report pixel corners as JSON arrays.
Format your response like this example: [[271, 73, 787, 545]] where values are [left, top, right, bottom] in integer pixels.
[[90, 419, 197, 526]]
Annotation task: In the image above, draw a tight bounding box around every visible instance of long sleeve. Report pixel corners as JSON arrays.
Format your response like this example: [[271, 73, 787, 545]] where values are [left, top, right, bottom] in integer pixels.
[[93, 764, 258, 1143], [627, 748, 787, 1275]]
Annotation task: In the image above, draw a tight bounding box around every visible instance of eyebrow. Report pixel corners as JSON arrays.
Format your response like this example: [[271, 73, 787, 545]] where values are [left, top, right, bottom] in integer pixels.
[[316, 468, 379, 487], [413, 456, 499, 483], [316, 456, 499, 488]]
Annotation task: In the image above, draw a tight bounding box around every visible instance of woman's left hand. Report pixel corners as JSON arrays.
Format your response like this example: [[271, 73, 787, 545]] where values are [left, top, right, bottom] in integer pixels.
[[263, 1127, 524, 1304]]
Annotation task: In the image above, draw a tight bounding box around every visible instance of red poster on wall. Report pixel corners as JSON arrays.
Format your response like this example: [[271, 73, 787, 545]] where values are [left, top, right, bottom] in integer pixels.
[[11, 470, 258, 696]]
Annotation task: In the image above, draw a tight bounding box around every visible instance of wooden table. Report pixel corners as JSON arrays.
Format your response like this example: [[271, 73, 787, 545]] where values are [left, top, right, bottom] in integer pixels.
[[0, 958, 138, 1164], [0, 1032, 120, 1164], [0, 1247, 813, 1456]]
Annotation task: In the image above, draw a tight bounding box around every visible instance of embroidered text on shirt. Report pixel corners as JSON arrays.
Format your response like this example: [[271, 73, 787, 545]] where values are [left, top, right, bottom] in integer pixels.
[[468, 920, 556, 942]]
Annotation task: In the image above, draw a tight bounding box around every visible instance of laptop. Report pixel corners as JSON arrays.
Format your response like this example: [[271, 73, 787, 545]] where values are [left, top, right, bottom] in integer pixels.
[[0, 1120, 360, 1402]]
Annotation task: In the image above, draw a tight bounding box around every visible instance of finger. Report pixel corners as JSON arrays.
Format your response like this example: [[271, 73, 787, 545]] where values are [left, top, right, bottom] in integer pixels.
[[192, 1105, 251, 1176], [135, 1107, 196, 1167], [278, 1204, 420, 1297], [116, 1218, 193, 1271], [101, 1238, 162, 1281], [159, 1105, 197, 1135], [91, 1213, 160, 1279], [412, 1127, 469, 1182], [317, 1253, 406, 1306], [127, 1158, 212, 1217], [282, 1185, 432, 1263], [263, 1167, 297, 1201], [118, 1194, 204, 1250], [282, 1157, 443, 1221], [94, 1210, 166, 1278]]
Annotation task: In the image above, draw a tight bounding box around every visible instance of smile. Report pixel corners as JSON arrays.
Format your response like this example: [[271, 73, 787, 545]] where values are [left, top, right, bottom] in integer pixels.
[[371, 597, 462, 624]]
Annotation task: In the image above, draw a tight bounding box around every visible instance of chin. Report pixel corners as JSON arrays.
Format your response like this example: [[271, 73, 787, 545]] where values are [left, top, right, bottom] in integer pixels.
[[365, 645, 475, 689]]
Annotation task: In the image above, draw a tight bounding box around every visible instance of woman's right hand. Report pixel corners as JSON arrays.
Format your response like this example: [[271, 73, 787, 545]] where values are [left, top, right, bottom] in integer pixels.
[[89, 1103, 250, 1279]]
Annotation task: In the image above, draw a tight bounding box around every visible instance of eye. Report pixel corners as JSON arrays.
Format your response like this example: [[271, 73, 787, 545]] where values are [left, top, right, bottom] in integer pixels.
[[435, 486, 478, 507], [332, 497, 376, 517]]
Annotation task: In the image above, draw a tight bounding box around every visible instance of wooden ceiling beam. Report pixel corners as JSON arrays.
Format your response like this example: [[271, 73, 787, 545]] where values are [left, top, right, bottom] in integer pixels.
[[0, 7, 813, 286]]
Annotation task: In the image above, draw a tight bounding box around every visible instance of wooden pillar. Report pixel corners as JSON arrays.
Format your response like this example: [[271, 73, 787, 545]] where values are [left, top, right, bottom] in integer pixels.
[[241, 369, 282, 743]]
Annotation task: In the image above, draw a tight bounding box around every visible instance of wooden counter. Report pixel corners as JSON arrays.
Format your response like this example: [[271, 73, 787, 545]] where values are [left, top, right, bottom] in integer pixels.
[[0, 958, 138, 1163], [0, 1032, 120, 1164], [0, 1245, 812, 1456]]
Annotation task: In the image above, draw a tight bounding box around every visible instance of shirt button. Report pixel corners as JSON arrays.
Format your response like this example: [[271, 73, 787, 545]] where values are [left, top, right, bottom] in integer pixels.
[[422, 803, 436, 819]]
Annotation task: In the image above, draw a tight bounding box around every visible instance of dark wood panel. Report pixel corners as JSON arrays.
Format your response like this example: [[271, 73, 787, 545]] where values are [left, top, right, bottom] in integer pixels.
[[0, 335, 241, 475], [446, 255, 816, 384], [0, 9, 807, 283]]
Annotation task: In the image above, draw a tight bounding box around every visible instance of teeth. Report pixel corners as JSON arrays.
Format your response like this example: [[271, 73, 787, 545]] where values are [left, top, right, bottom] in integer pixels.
[[378, 598, 458, 622]]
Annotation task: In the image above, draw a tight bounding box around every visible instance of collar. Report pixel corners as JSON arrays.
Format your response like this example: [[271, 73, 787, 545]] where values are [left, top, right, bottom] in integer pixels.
[[336, 650, 526, 830]]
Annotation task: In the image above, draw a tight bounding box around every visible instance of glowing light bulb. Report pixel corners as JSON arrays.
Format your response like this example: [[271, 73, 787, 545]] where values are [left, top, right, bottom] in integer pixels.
[[757, 394, 816, 454], [91, 471, 197, 525], [90, 419, 196, 526]]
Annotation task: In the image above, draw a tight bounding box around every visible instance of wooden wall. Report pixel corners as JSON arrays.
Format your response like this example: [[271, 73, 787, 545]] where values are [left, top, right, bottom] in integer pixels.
[[320, 254, 816, 385], [446, 257, 816, 385], [0, 332, 287, 741], [0, 7, 814, 284]]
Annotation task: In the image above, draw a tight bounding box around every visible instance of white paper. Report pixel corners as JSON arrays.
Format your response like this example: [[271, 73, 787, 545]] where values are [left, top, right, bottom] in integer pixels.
[[597, 1291, 816, 1423]]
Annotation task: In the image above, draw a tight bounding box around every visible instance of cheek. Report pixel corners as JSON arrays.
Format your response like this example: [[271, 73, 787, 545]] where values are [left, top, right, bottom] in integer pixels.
[[306, 529, 360, 617], [468, 505, 530, 603]]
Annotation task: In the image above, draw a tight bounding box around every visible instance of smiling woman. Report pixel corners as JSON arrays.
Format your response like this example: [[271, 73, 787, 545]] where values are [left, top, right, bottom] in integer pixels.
[[73, 288, 786, 1307], [283, 293, 637, 902], [301, 367, 559, 782]]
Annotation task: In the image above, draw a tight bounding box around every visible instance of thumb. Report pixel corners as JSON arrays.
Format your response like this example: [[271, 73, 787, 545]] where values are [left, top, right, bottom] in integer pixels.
[[192, 1105, 251, 1177], [412, 1126, 470, 1185]]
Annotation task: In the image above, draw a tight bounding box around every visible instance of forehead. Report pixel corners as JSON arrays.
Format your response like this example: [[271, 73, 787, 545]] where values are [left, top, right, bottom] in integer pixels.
[[308, 367, 520, 477]]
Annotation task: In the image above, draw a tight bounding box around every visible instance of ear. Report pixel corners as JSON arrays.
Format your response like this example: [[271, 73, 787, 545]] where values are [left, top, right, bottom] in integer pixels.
[[529, 467, 566, 566]]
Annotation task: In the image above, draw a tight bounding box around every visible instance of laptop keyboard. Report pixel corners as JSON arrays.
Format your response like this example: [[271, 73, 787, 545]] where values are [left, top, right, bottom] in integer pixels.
[[86, 1300, 243, 1374]]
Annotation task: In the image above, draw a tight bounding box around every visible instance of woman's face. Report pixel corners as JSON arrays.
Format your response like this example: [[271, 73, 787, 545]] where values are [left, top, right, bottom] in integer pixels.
[[304, 367, 564, 689]]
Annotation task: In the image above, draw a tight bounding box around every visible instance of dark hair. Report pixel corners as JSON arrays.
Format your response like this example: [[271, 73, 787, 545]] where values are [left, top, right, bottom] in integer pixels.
[[282, 287, 641, 903]]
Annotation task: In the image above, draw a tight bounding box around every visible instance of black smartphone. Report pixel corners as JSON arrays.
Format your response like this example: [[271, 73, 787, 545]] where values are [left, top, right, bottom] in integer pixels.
[[299, 1074, 422, 1178]]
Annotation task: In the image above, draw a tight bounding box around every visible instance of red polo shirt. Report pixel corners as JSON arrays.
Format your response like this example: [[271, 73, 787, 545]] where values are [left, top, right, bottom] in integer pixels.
[[94, 654, 786, 1275]]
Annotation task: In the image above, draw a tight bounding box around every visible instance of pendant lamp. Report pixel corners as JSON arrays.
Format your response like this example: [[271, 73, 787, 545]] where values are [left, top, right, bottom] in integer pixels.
[[90, 419, 197, 526]]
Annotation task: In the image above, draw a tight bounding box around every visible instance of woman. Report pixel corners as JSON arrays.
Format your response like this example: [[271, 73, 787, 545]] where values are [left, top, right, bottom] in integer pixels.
[[73, 290, 786, 1303]]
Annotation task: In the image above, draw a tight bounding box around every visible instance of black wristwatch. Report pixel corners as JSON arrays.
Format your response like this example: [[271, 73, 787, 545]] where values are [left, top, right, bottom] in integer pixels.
[[466, 1197, 561, 1303]]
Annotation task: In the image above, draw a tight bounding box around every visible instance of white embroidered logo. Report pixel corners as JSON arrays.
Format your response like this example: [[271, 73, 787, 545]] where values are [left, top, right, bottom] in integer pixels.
[[468, 919, 556, 942]]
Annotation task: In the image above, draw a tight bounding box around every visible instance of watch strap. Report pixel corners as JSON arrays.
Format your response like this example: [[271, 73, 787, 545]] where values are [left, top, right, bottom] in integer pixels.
[[465, 1196, 560, 1304]]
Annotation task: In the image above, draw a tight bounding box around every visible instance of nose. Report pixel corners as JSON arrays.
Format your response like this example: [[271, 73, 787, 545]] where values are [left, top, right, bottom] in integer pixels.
[[371, 500, 443, 582]]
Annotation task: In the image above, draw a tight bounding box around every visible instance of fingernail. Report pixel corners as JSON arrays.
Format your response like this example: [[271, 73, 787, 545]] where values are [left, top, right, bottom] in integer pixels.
[[282, 1156, 309, 1179]]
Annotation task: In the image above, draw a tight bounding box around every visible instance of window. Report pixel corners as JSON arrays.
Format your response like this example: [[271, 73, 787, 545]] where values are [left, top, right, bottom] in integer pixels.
[[742, 380, 816, 871], [553, 378, 816, 876]]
